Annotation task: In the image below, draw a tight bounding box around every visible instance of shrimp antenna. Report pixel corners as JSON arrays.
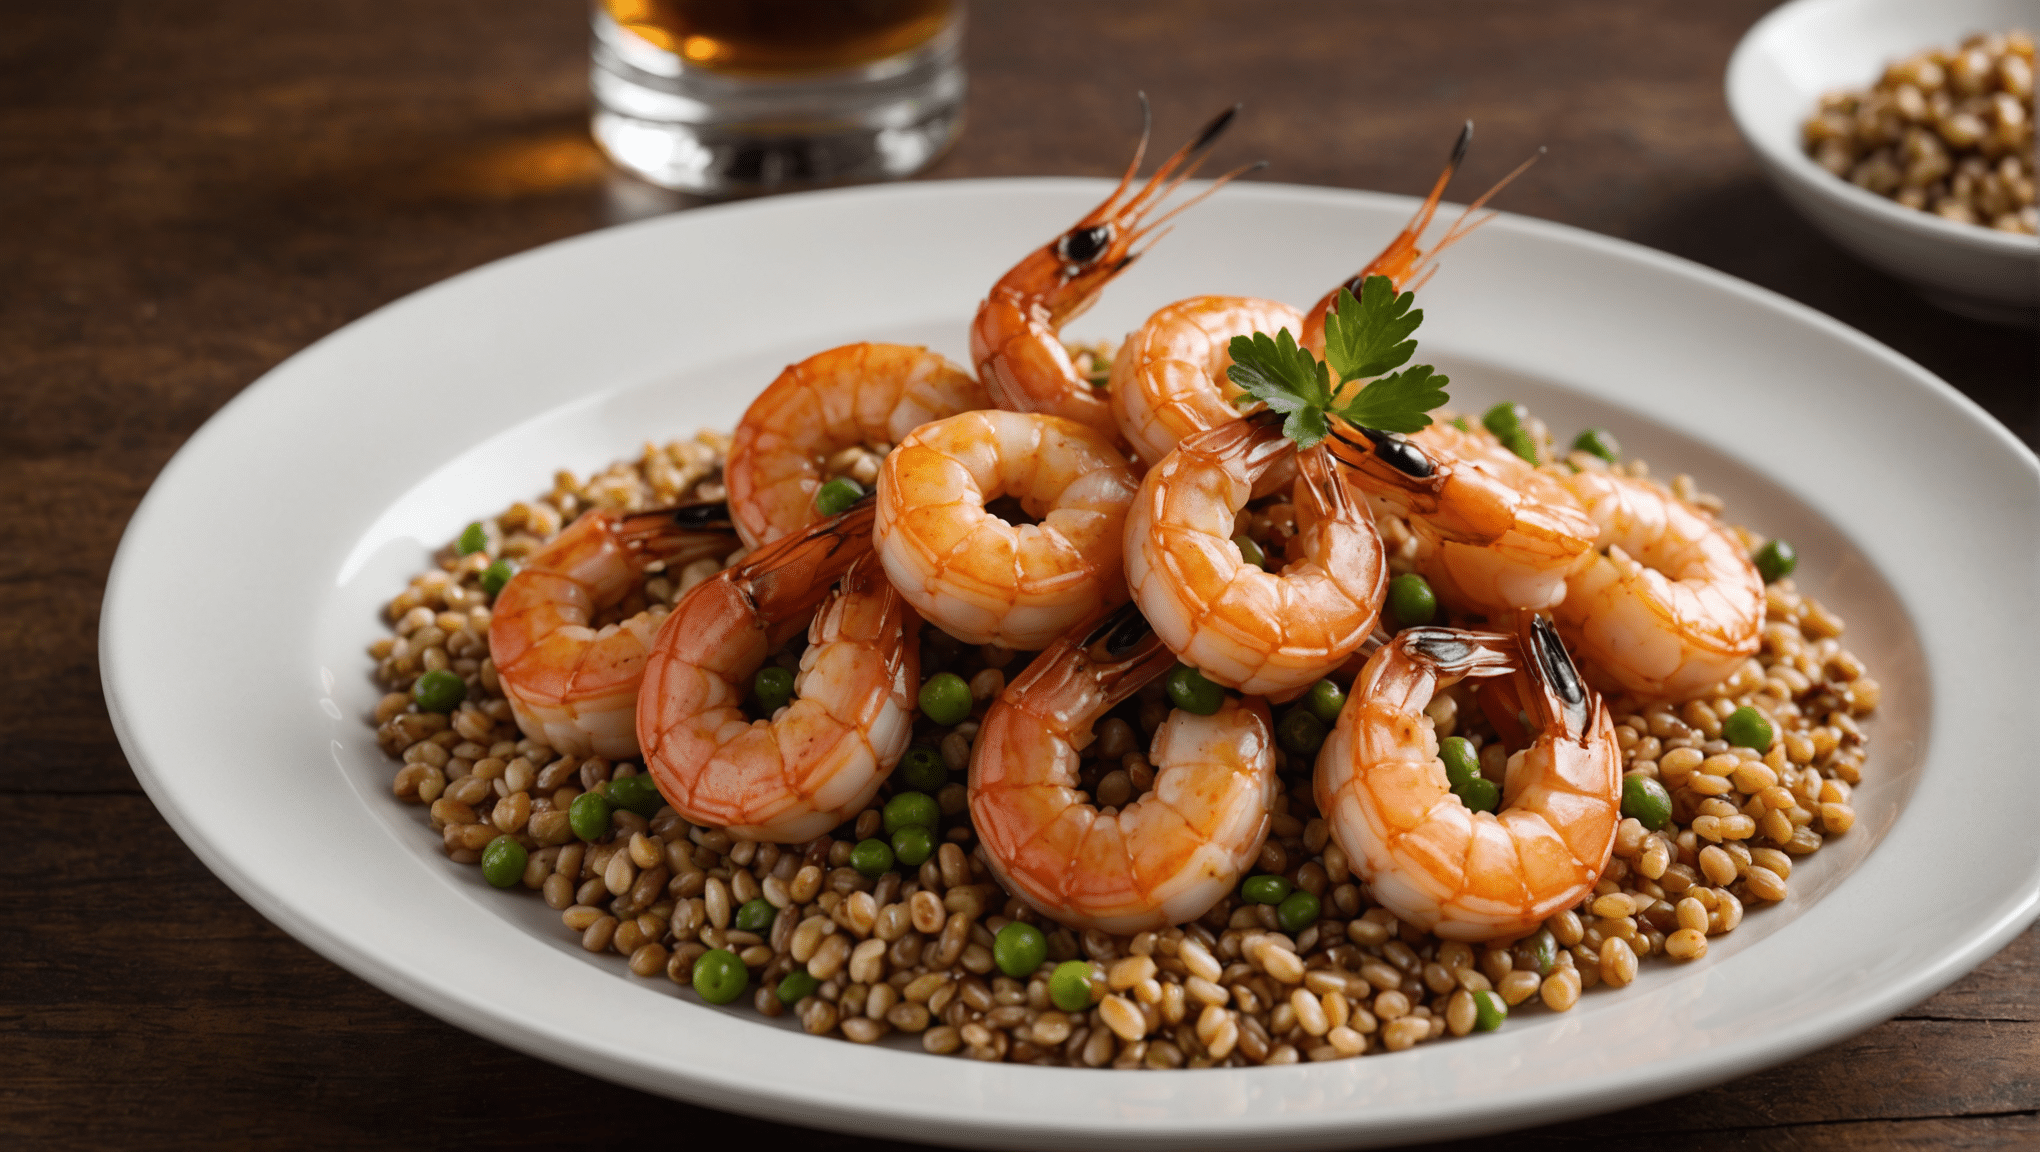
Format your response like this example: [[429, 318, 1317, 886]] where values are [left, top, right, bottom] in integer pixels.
[[1123, 157, 1266, 263], [1112, 101, 1244, 228], [1405, 144, 1544, 295]]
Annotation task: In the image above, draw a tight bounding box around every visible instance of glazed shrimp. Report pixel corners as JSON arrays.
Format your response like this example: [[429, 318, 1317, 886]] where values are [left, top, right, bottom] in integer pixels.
[[970, 604, 1279, 933], [971, 102, 1252, 439], [1108, 125, 1535, 467], [1123, 413, 1386, 695], [724, 342, 986, 549], [874, 409, 1139, 650], [1315, 616, 1621, 942], [488, 502, 735, 758], [1552, 469, 1764, 700], [1330, 421, 1597, 616], [1108, 295, 1305, 467], [1299, 122, 1541, 352], [637, 501, 919, 843]]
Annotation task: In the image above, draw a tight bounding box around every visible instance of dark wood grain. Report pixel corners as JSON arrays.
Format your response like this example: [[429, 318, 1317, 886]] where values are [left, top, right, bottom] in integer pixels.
[[4, 0, 2033, 1148]]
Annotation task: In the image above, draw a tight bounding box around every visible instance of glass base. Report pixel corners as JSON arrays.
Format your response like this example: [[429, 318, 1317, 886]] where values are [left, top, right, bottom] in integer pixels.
[[589, 9, 966, 197]]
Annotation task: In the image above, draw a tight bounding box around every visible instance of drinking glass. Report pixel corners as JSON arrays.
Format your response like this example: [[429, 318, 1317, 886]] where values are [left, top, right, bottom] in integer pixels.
[[591, 0, 967, 196]]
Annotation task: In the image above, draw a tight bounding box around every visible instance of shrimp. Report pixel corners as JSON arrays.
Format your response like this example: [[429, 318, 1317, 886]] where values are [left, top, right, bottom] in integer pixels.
[[970, 604, 1279, 933], [971, 101, 1252, 440], [1329, 420, 1597, 616], [873, 409, 1139, 650], [1315, 615, 1621, 942], [1108, 295, 1305, 467], [637, 500, 919, 843], [1123, 412, 1386, 695], [1107, 124, 1536, 467], [1299, 122, 1540, 353], [488, 502, 735, 758], [1552, 468, 1764, 700], [724, 342, 987, 549]]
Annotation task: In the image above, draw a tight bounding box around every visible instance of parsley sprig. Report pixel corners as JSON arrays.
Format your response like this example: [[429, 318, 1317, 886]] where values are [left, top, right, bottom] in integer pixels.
[[1225, 275, 1449, 449]]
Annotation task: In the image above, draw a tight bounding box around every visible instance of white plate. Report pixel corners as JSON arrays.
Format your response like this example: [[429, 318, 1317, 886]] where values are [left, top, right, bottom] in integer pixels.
[[102, 180, 2040, 1149]]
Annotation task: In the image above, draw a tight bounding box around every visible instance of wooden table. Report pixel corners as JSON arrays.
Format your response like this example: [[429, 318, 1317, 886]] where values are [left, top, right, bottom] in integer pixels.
[[8, 1, 2034, 1146]]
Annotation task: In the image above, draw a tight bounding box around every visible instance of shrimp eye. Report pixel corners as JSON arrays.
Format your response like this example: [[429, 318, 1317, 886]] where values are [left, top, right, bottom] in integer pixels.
[[1367, 430, 1435, 478], [1083, 602, 1154, 658], [1057, 224, 1113, 265]]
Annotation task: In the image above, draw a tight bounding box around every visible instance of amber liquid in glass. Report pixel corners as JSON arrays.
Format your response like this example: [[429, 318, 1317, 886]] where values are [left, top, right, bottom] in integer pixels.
[[604, 0, 954, 75]]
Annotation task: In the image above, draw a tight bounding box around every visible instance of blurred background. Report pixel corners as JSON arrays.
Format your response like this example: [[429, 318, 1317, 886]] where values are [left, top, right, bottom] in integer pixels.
[[4, 1, 2033, 1148]]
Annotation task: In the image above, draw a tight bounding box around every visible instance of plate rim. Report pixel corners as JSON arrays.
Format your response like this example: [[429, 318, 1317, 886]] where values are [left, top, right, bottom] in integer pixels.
[[102, 175, 2040, 1149]]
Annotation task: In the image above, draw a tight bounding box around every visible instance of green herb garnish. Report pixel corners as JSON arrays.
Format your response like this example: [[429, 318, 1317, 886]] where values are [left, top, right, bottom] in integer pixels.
[[1225, 276, 1450, 449]]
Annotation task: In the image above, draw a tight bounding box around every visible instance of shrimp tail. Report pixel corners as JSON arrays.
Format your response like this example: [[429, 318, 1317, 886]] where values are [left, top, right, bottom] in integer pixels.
[[733, 496, 879, 648], [1006, 602, 1176, 729], [615, 501, 737, 571]]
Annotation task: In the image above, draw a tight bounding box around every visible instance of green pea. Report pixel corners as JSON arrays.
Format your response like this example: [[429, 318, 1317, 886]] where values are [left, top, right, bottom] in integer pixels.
[[1621, 773, 1673, 831], [568, 790, 613, 842], [1524, 927, 1559, 976], [1723, 706, 1775, 752], [456, 521, 489, 555], [480, 835, 528, 888], [1232, 533, 1268, 570], [993, 921, 1049, 978], [411, 668, 467, 713], [605, 773, 663, 818], [692, 948, 749, 1004], [479, 558, 516, 596], [734, 897, 777, 932], [1277, 708, 1327, 757], [1049, 959, 1098, 1012], [1571, 428, 1621, 463], [753, 666, 795, 715], [1240, 874, 1292, 905], [1500, 428, 1539, 464], [1455, 776, 1500, 814], [1439, 736, 1480, 789], [883, 791, 940, 835], [1481, 401, 1526, 438], [1276, 889, 1321, 933], [919, 671, 974, 726], [813, 476, 865, 518], [775, 968, 820, 1006], [1472, 988, 1508, 1031], [1753, 538, 1797, 584], [1165, 664, 1224, 716], [1305, 679, 1345, 724], [891, 824, 935, 868], [1387, 573, 1437, 627], [850, 837, 895, 878], [898, 746, 946, 792]]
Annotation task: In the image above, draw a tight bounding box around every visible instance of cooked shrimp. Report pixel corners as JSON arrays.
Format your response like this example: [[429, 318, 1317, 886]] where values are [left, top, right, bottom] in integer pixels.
[[489, 502, 736, 758], [1108, 126, 1535, 467], [1330, 420, 1596, 616], [1315, 616, 1621, 942], [724, 342, 986, 549], [637, 501, 919, 843], [971, 102, 1251, 439], [1108, 295, 1304, 467], [1299, 122, 1540, 352], [874, 409, 1139, 650], [1123, 413, 1386, 695], [970, 604, 1278, 933], [1552, 468, 1764, 700]]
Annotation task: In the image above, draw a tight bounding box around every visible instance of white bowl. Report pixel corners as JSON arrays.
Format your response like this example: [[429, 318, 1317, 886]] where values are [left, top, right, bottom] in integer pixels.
[[1727, 0, 2040, 325]]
